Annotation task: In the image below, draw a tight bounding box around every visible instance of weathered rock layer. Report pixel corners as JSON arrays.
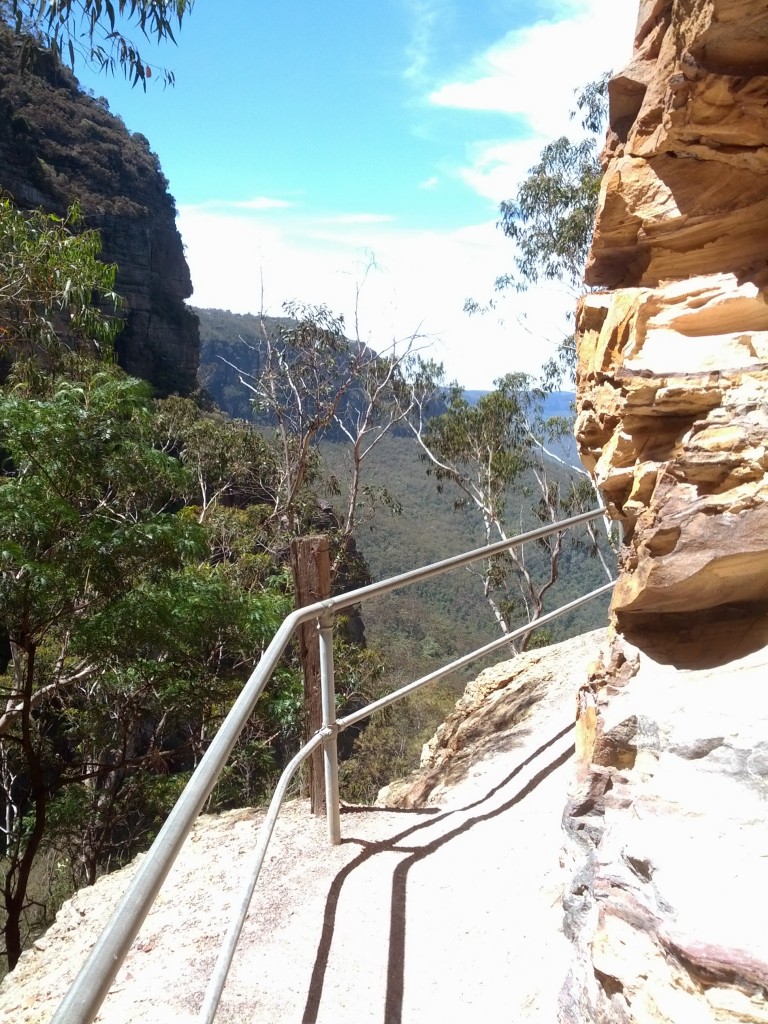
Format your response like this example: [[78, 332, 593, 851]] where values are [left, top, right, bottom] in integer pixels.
[[561, 636, 768, 1024], [575, 0, 768, 658], [566, 3, 768, 1021]]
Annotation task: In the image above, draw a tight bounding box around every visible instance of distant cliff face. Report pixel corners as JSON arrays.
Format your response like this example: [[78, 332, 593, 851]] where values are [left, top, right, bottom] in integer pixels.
[[0, 29, 199, 396], [575, 0, 768, 662]]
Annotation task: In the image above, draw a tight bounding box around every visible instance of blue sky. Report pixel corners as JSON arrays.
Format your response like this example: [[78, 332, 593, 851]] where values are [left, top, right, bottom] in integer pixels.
[[76, 0, 637, 389]]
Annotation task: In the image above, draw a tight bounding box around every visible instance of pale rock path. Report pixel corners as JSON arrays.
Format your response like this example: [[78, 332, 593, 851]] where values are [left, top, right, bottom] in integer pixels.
[[0, 632, 603, 1024]]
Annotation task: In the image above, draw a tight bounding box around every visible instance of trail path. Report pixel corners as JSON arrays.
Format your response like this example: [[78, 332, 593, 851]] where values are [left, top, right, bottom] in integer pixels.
[[0, 633, 602, 1024]]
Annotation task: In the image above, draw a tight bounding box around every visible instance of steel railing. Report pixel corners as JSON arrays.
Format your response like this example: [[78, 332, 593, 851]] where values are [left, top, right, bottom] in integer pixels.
[[50, 507, 615, 1024]]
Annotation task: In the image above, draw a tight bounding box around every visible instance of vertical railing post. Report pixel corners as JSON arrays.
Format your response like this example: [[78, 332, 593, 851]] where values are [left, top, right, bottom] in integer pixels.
[[318, 610, 341, 845], [290, 535, 331, 814]]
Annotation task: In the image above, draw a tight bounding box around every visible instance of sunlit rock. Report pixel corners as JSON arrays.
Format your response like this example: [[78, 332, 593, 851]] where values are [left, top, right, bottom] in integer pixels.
[[576, 0, 768, 655]]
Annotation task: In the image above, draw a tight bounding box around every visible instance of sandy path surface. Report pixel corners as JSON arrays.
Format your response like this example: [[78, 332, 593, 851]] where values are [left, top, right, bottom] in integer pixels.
[[0, 638, 590, 1024]]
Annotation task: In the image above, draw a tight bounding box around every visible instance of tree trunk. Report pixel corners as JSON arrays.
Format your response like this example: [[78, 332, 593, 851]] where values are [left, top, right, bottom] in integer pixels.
[[4, 643, 48, 970]]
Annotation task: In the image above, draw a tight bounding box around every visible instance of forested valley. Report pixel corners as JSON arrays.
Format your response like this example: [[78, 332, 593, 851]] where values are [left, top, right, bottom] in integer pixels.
[[0, 6, 614, 975], [193, 305, 615, 802]]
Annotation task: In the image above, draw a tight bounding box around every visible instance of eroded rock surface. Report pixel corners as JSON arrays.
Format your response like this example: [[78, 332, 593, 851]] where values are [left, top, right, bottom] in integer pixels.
[[378, 629, 608, 808], [568, 4, 768, 1020], [561, 636, 768, 1024], [576, 0, 768, 658]]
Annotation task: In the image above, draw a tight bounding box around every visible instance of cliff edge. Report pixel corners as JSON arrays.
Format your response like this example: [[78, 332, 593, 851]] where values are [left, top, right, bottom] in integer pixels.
[[0, 632, 603, 1023]]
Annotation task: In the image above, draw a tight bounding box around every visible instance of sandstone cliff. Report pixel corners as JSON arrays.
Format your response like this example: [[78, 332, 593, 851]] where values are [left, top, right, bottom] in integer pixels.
[[380, 627, 768, 1024], [0, 28, 199, 395], [1, 5, 766, 1023], [561, 635, 768, 1024], [566, 2, 768, 1021], [575, 0, 768, 662]]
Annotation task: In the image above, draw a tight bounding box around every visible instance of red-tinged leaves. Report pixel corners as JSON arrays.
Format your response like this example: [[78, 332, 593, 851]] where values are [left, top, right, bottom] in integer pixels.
[[6, 1, 192, 87]]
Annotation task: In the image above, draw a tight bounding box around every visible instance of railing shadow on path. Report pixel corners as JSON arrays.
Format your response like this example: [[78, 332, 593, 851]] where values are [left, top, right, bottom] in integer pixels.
[[50, 511, 611, 1024], [301, 721, 576, 1024]]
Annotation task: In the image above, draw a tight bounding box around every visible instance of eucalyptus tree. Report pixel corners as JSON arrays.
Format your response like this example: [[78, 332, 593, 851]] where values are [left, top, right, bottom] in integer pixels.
[[405, 368, 584, 644], [465, 74, 610, 387], [0, 362, 297, 969], [455, 75, 618, 586], [0, 198, 121, 365], [497, 74, 608, 296], [218, 302, 420, 581], [3, 0, 193, 85]]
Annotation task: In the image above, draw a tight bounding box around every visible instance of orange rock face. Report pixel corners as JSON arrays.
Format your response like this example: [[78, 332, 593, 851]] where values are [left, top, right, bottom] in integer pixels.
[[577, 0, 768, 654]]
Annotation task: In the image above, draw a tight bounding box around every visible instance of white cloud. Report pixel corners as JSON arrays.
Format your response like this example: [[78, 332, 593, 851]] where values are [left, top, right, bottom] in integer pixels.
[[430, 1, 634, 126], [177, 0, 638, 391], [178, 205, 577, 390], [318, 213, 395, 226], [457, 139, 543, 204], [428, 0, 637, 204], [403, 0, 447, 83]]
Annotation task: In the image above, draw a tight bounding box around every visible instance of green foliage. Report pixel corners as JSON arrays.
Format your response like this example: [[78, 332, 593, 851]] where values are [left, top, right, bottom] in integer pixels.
[[497, 135, 602, 293], [0, 167, 387, 972], [496, 75, 609, 295], [0, 366, 196, 643], [5, 0, 194, 86], [0, 360, 301, 969], [0, 198, 121, 362], [154, 395, 280, 518]]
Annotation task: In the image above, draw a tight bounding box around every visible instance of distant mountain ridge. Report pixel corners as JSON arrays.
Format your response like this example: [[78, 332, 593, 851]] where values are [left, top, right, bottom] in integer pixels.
[[464, 389, 575, 416], [195, 306, 448, 430], [196, 308, 575, 440]]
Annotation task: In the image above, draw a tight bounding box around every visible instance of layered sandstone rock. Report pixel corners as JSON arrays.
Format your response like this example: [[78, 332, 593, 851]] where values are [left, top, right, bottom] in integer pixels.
[[575, 0, 768, 657], [566, 3, 768, 1022]]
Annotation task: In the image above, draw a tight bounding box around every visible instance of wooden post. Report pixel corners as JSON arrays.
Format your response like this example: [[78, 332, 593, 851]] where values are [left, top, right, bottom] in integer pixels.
[[290, 535, 331, 815]]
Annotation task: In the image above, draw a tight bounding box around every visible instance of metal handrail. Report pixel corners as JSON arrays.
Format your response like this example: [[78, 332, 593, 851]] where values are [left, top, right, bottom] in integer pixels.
[[50, 506, 614, 1024]]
